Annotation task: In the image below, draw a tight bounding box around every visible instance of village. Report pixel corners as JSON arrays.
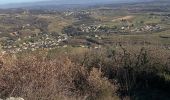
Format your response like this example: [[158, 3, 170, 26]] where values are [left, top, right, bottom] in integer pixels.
[[1, 33, 68, 53], [75, 23, 162, 34]]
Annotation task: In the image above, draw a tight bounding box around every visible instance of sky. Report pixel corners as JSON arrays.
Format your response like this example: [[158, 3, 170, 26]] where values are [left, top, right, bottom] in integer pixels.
[[0, 0, 153, 5], [0, 0, 46, 4]]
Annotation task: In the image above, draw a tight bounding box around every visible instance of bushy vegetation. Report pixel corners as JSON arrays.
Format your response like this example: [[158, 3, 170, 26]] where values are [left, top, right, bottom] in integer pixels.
[[0, 46, 170, 100]]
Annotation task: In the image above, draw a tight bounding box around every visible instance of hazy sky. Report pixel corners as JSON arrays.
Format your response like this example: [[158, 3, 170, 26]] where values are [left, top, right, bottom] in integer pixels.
[[0, 0, 127, 4], [0, 0, 151, 5], [0, 0, 46, 4]]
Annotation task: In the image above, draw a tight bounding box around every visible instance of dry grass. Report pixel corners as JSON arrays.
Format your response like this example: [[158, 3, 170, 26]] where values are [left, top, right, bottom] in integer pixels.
[[0, 46, 170, 100], [0, 50, 118, 100], [112, 16, 134, 22]]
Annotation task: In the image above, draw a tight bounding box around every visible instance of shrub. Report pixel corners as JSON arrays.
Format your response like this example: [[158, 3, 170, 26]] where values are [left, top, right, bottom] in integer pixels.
[[0, 50, 119, 100]]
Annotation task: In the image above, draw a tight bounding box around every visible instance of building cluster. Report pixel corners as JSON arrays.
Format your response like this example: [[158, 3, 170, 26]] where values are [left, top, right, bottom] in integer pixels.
[[2, 33, 68, 53], [64, 10, 92, 16], [79, 24, 102, 32], [131, 24, 161, 33]]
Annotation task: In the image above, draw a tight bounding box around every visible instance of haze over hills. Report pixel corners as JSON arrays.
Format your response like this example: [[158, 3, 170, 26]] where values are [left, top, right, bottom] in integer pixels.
[[0, 0, 155, 9]]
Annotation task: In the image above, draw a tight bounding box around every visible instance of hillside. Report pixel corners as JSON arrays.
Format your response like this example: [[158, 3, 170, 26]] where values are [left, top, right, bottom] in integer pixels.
[[0, 0, 170, 100]]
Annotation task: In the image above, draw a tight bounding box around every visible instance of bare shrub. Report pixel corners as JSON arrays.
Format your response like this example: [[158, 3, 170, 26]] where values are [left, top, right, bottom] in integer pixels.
[[0, 50, 119, 100]]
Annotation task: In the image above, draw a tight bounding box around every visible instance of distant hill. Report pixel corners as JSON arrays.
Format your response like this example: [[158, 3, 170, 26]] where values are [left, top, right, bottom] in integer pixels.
[[0, 0, 155, 9]]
